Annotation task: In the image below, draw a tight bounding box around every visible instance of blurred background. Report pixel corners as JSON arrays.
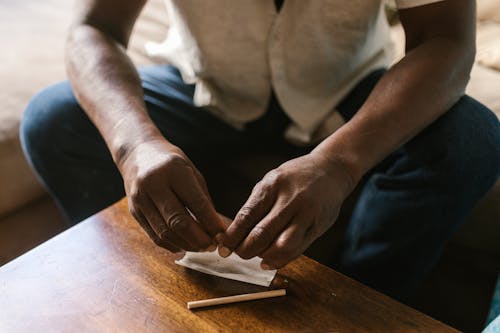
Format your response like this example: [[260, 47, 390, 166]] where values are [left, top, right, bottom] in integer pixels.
[[0, 0, 499, 331]]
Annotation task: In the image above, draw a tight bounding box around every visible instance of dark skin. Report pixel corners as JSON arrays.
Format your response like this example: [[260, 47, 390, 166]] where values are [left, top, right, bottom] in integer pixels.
[[67, 1, 475, 268]]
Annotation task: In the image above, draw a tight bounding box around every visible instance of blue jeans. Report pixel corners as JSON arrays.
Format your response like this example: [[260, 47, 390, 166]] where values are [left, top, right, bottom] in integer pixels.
[[21, 65, 500, 300]]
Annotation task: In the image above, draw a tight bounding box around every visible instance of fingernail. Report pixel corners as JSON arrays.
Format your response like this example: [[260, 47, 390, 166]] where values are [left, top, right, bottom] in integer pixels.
[[206, 244, 217, 252], [261, 263, 274, 270], [218, 246, 232, 258]]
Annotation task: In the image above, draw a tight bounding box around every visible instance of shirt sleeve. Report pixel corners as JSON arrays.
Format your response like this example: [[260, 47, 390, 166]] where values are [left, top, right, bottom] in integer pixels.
[[395, 0, 445, 9]]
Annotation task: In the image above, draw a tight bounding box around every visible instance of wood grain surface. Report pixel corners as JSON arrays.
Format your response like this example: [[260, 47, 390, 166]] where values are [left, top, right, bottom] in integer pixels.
[[0, 199, 458, 332]]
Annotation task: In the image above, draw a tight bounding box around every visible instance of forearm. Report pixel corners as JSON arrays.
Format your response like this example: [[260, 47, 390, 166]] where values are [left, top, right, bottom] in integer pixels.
[[313, 38, 474, 184], [66, 24, 164, 167]]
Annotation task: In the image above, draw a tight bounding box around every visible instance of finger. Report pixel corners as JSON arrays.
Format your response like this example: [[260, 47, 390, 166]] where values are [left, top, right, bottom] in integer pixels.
[[172, 169, 226, 236], [219, 214, 232, 228], [181, 154, 210, 197], [260, 215, 313, 270], [130, 204, 181, 253], [151, 191, 214, 251], [139, 195, 196, 251], [218, 182, 276, 257], [192, 167, 212, 202], [160, 226, 200, 252], [235, 202, 294, 260]]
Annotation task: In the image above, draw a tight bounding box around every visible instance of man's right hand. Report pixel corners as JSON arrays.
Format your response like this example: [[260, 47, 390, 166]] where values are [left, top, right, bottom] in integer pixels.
[[66, 0, 225, 252], [117, 138, 226, 252], [66, 0, 225, 251]]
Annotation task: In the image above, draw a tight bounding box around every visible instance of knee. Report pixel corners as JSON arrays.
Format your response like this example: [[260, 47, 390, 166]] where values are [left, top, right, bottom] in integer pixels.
[[20, 82, 84, 163], [411, 95, 500, 193], [450, 96, 500, 183]]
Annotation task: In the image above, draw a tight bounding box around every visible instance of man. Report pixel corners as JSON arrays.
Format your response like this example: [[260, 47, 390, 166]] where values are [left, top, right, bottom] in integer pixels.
[[21, 0, 500, 300]]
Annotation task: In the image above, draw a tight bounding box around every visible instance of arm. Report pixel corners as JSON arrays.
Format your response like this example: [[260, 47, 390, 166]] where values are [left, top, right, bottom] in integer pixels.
[[313, 0, 476, 182], [67, 0, 224, 252], [218, 0, 475, 268]]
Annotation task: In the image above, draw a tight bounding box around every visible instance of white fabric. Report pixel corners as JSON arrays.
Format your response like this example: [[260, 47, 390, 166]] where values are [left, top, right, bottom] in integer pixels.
[[146, 0, 395, 145], [476, 22, 500, 71], [175, 251, 277, 287], [395, 0, 445, 9]]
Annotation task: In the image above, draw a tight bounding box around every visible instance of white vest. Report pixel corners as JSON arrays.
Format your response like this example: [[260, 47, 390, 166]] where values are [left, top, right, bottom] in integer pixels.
[[146, 0, 442, 144]]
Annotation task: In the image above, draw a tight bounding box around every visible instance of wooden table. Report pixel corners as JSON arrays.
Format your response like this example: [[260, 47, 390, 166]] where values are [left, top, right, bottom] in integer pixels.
[[0, 199, 457, 332]]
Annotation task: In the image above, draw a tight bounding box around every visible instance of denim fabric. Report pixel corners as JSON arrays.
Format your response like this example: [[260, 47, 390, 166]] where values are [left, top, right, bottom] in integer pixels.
[[486, 275, 500, 328], [20, 65, 500, 300]]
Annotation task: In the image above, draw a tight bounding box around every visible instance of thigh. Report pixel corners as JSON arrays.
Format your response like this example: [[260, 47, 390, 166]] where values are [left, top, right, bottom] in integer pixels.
[[338, 95, 500, 300]]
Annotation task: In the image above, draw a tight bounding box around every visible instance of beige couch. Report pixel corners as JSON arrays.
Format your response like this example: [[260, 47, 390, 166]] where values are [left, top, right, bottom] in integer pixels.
[[0, 0, 168, 264], [0, 0, 499, 329]]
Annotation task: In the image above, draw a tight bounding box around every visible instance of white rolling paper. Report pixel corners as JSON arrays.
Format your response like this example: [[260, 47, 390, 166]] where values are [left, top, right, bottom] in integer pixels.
[[175, 250, 277, 287]]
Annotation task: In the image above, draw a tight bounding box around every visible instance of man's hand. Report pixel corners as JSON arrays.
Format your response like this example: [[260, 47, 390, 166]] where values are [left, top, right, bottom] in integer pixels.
[[118, 138, 225, 252], [66, 0, 227, 252], [217, 152, 356, 269]]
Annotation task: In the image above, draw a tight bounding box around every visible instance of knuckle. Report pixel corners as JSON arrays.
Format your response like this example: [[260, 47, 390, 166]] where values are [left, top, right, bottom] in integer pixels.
[[252, 179, 267, 193], [166, 212, 190, 232], [136, 169, 155, 186], [129, 188, 142, 205], [250, 225, 274, 247], [249, 184, 268, 203], [264, 169, 281, 186], [138, 162, 180, 187], [275, 241, 295, 259], [190, 196, 210, 214], [165, 152, 189, 168], [236, 206, 257, 226]]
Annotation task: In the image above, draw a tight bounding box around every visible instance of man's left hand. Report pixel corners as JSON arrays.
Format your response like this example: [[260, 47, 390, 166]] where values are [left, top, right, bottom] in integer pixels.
[[217, 152, 355, 270]]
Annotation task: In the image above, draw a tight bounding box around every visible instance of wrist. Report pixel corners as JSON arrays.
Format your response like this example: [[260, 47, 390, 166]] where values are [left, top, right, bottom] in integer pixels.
[[311, 119, 382, 187], [109, 120, 166, 170], [309, 147, 361, 197]]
